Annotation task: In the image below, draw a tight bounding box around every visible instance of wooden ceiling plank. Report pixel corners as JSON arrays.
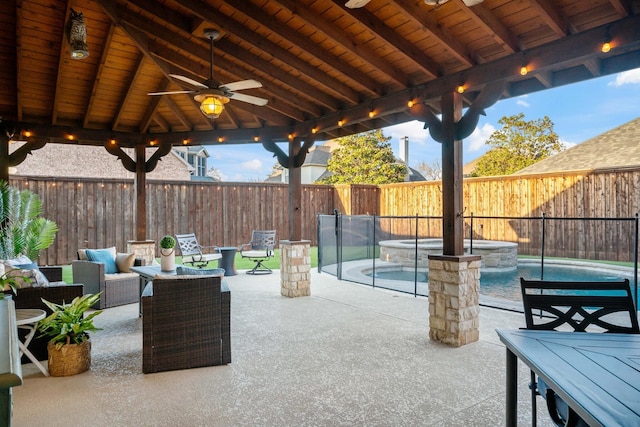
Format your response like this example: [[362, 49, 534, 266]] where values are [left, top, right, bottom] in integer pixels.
[[529, 0, 572, 36], [163, 0, 361, 105], [465, 2, 520, 54], [163, 96, 192, 130], [272, 0, 410, 87], [51, 0, 72, 125], [112, 53, 145, 131], [393, 0, 477, 66], [15, 0, 26, 121], [84, 24, 117, 129], [333, 0, 441, 79], [608, 0, 632, 17], [222, 0, 381, 97]]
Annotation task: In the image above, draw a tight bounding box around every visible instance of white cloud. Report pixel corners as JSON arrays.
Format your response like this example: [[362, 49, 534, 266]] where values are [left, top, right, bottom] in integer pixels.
[[241, 159, 263, 171], [560, 138, 576, 150], [516, 99, 530, 107], [609, 68, 640, 87], [383, 120, 429, 145], [466, 123, 495, 152]]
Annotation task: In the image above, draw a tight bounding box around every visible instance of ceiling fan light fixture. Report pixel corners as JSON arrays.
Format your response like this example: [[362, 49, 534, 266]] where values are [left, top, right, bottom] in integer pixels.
[[196, 94, 228, 119]]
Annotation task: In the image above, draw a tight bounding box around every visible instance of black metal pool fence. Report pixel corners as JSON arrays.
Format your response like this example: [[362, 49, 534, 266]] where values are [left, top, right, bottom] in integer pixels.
[[317, 212, 639, 305]]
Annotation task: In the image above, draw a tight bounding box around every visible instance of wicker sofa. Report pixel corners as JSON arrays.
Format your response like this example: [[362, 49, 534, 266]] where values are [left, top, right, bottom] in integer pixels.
[[72, 248, 145, 309], [2, 266, 84, 362], [142, 274, 231, 373]]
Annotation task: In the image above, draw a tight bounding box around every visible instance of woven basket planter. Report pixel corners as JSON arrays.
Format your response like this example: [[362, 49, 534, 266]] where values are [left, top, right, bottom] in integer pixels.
[[47, 340, 91, 376]]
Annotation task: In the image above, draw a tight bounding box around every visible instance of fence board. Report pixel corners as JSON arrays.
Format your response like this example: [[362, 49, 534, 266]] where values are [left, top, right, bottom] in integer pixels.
[[10, 166, 640, 265]]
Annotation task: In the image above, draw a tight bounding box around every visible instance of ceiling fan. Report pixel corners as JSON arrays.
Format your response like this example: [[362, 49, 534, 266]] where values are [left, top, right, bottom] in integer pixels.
[[148, 29, 268, 119]]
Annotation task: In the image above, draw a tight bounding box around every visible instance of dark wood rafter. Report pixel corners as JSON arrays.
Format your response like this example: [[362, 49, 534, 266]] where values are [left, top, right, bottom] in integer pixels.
[[273, 0, 410, 87], [531, 0, 573, 37], [334, 0, 442, 79], [221, 0, 381, 97]]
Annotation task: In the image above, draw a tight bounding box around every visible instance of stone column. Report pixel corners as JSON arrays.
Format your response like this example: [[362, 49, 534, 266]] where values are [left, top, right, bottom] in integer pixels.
[[427, 254, 481, 347], [280, 240, 311, 298], [127, 240, 156, 266]]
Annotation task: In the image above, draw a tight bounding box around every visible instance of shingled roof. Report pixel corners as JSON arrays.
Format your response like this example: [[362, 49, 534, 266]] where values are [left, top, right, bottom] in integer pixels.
[[514, 116, 640, 175]]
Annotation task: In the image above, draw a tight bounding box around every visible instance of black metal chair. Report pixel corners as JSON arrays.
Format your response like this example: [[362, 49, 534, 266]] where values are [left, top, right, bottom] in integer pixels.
[[520, 278, 640, 427], [239, 230, 276, 275], [175, 233, 221, 268]]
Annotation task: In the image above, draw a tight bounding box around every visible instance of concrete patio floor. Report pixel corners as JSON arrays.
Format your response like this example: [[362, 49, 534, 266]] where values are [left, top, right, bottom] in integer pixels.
[[12, 269, 554, 426]]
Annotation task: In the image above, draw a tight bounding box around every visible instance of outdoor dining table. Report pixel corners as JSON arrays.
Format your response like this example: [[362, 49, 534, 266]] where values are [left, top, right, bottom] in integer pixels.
[[496, 328, 640, 427]]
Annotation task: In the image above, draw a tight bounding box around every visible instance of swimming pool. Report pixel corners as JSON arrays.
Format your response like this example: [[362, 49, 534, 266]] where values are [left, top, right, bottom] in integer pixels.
[[362, 259, 636, 303]]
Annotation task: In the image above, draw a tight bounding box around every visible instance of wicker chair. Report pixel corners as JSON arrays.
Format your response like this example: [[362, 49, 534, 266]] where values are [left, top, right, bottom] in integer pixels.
[[141, 275, 231, 374]]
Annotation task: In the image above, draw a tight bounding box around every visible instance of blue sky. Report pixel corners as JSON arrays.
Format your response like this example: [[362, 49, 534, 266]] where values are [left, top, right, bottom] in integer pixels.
[[208, 68, 640, 182]]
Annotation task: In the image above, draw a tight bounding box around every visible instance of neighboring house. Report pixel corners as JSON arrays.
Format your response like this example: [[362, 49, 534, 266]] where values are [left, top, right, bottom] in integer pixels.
[[172, 146, 216, 180], [9, 142, 213, 181], [266, 138, 425, 183], [514, 117, 640, 175]]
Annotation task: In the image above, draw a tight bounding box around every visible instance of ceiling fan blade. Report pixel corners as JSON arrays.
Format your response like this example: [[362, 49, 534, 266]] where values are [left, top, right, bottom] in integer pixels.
[[148, 90, 195, 96], [220, 79, 263, 92], [345, 0, 371, 8], [228, 92, 268, 106], [169, 74, 208, 89]]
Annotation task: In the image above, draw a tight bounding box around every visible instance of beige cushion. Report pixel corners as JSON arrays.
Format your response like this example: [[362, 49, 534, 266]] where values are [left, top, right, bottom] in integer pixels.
[[116, 252, 136, 273], [104, 272, 139, 280], [2, 263, 49, 288], [153, 273, 223, 280]]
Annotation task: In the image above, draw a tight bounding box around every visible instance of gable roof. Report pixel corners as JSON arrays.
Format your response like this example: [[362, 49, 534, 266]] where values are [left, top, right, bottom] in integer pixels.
[[515, 117, 640, 175]]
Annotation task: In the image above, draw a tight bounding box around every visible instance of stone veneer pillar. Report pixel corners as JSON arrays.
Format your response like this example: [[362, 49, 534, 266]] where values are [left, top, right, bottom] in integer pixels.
[[280, 240, 311, 298], [427, 254, 481, 347], [127, 240, 156, 266]]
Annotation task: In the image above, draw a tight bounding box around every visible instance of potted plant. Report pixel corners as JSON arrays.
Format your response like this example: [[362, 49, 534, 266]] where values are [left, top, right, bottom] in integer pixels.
[[159, 235, 176, 271], [0, 180, 59, 263], [0, 272, 23, 300], [37, 293, 102, 377]]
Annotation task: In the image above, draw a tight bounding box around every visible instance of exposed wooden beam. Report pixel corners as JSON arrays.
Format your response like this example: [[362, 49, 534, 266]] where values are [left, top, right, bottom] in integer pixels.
[[273, 0, 410, 87], [334, 0, 441, 79], [393, 0, 477, 66], [84, 25, 117, 129], [529, 0, 572, 37], [465, 2, 520, 54], [221, 0, 381, 97], [112, 53, 145, 131]]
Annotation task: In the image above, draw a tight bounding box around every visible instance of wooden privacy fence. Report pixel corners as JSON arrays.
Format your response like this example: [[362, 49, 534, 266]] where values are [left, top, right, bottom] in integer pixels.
[[10, 166, 640, 265]]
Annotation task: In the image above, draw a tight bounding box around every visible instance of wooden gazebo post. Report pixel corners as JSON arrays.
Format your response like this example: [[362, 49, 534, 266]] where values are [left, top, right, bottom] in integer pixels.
[[263, 136, 314, 298], [411, 83, 503, 347]]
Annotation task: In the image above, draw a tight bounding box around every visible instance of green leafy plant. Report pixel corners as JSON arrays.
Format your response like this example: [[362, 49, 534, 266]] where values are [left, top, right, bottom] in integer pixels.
[[160, 235, 176, 249], [0, 272, 23, 300], [38, 293, 102, 350], [0, 180, 59, 261]]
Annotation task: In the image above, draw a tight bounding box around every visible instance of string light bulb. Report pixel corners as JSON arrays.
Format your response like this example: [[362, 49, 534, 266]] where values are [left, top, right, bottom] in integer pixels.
[[407, 100, 415, 108], [456, 85, 465, 94], [338, 119, 344, 127], [520, 65, 528, 76], [601, 40, 611, 53]]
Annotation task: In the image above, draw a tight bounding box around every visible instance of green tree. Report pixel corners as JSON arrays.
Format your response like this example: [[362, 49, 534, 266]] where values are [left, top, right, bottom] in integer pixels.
[[317, 130, 406, 184], [471, 113, 562, 177]]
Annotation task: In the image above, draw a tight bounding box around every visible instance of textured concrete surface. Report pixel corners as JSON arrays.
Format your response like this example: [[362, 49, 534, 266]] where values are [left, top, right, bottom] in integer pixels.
[[12, 270, 554, 426]]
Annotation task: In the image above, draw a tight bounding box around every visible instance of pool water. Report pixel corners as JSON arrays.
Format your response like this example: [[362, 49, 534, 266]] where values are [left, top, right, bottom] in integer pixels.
[[369, 264, 634, 302]]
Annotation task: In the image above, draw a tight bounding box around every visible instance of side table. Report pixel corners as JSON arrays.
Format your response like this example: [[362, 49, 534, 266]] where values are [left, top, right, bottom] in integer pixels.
[[217, 247, 238, 276], [15, 309, 49, 377]]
